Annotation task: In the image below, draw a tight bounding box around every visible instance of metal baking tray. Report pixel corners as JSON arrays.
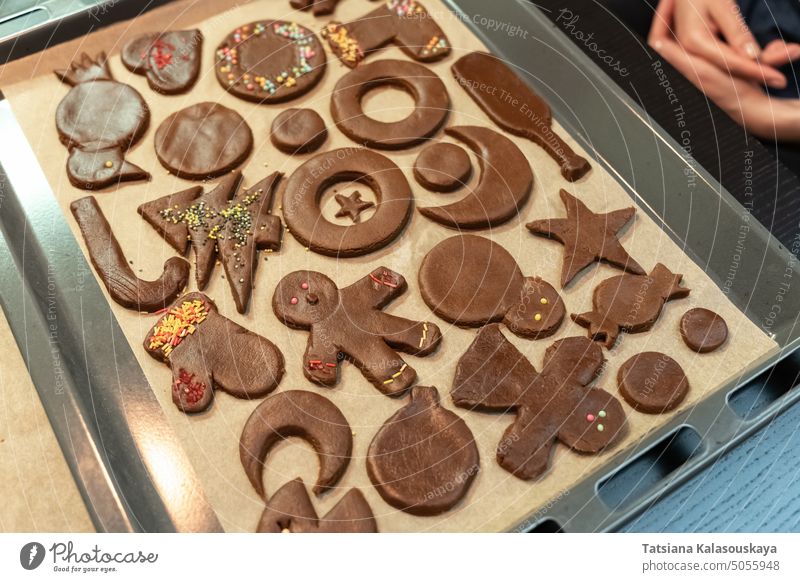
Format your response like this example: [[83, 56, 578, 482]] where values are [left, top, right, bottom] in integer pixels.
[[1, 0, 800, 532]]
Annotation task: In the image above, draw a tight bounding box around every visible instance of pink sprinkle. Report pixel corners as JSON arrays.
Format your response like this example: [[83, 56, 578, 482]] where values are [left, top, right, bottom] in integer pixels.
[[290, 297, 298, 305], [301, 282, 309, 290], [586, 414, 595, 422]]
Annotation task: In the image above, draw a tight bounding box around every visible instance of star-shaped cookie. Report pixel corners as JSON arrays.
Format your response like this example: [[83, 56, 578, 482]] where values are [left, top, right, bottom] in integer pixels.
[[526, 189, 644, 287], [335, 191, 374, 223]]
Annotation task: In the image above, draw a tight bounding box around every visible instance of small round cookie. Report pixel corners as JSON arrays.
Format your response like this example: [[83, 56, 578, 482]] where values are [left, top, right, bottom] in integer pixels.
[[154, 102, 253, 179], [618, 352, 690, 414], [282, 148, 413, 256], [270, 108, 328, 155], [680, 308, 728, 353], [215, 21, 326, 104], [414, 143, 472, 192], [331, 59, 450, 150]]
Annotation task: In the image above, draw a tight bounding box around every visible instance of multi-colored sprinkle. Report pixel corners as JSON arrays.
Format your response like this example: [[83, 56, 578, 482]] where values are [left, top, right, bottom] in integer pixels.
[[173, 369, 206, 406], [321, 22, 363, 67], [148, 299, 209, 357], [586, 409, 607, 432], [217, 21, 317, 95]]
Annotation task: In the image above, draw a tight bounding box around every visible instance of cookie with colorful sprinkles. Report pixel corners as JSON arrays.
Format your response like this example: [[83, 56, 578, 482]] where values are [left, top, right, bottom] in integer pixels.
[[144, 292, 284, 413], [215, 20, 326, 104]]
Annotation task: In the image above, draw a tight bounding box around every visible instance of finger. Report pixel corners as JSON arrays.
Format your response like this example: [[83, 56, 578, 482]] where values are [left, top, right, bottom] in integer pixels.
[[709, 0, 761, 59], [649, 0, 676, 44], [760, 40, 800, 67], [681, 34, 787, 88]]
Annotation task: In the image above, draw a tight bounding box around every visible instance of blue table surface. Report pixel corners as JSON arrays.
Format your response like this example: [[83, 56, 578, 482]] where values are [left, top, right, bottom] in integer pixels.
[[622, 399, 800, 532]]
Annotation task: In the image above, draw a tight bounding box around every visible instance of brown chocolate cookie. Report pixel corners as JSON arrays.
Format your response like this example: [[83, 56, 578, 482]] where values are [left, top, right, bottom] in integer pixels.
[[121, 30, 203, 94], [154, 102, 253, 179], [419, 235, 565, 339], [414, 142, 472, 193], [70, 196, 189, 313], [282, 148, 412, 256], [290, 0, 341, 16], [322, 0, 450, 68], [55, 52, 150, 190], [331, 59, 450, 150], [257, 478, 377, 533], [270, 108, 328, 154], [618, 352, 690, 413], [680, 308, 728, 353], [526, 189, 644, 287], [138, 172, 283, 313], [367, 386, 479, 516], [272, 267, 442, 396], [215, 21, 326, 104], [144, 293, 284, 413], [453, 51, 591, 182], [240, 390, 352, 498], [452, 325, 626, 480], [572, 264, 691, 349], [418, 126, 533, 229]]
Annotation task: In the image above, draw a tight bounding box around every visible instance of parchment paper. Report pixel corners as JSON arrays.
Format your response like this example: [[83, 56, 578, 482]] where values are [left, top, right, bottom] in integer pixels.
[[1, 0, 777, 532]]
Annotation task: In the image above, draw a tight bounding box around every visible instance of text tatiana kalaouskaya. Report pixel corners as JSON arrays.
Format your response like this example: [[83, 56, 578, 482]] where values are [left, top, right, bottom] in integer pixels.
[[642, 543, 777, 557]]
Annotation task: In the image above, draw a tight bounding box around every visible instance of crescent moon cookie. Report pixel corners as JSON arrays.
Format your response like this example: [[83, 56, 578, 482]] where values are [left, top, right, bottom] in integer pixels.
[[680, 308, 728, 353], [322, 0, 450, 68], [257, 478, 377, 533], [572, 264, 691, 349], [55, 52, 150, 190], [70, 196, 190, 313], [144, 293, 284, 413], [414, 142, 472, 193], [154, 102, 253, 180], [618, 352, 690, 414], [272, 267, 442, 396], [419, 235, 566, 339], [239, 390, 353, 498], [526, 189, 644, 287], [138, 171, 283, 313], [282, 148, 413, 256], [418, 126, 533, 229], [367, 386, 479, 516], [215, 21, 326, 104], [270, 108, 328, 155], [452, 325, 626, 480], [121, 30, 203, 94], [331, 59, 450, 150]]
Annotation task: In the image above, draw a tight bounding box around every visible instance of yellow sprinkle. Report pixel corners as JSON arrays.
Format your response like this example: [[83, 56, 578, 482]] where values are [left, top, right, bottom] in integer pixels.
[[540, 297, 548, 305], [534, 313, 542, 321], [383, 378, 394, 385]]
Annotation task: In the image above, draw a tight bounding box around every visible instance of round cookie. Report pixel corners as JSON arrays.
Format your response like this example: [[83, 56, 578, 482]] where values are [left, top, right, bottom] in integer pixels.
[[215, 20, 326, 104], [419, 234, 565, 339], [270, 108, 328, 154], [282, 148, 413, 257], [617, 352, 690, 414], [414, 143, 472, 192], [154, 102, 253, 179], [331, 59, 450, 150], [680, 308, 728, 353], [367, 386, 479, 516]]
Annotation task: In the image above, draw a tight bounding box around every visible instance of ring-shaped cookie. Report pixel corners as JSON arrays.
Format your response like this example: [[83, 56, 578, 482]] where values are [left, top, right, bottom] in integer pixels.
[[331, 59, 450, 150], [282, 148, 413, 256], [215, 20, 327, 104]]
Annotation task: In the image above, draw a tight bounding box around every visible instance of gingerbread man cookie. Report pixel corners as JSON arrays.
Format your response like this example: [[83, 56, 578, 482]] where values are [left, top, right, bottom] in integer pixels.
[[272, 267, 442, 396], [144, 293, 284, 413], [452, 325, 626, 480]]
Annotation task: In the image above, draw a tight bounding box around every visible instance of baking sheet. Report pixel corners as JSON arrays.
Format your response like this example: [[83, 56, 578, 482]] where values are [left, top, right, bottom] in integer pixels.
[[0, 0, 777, 532]]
